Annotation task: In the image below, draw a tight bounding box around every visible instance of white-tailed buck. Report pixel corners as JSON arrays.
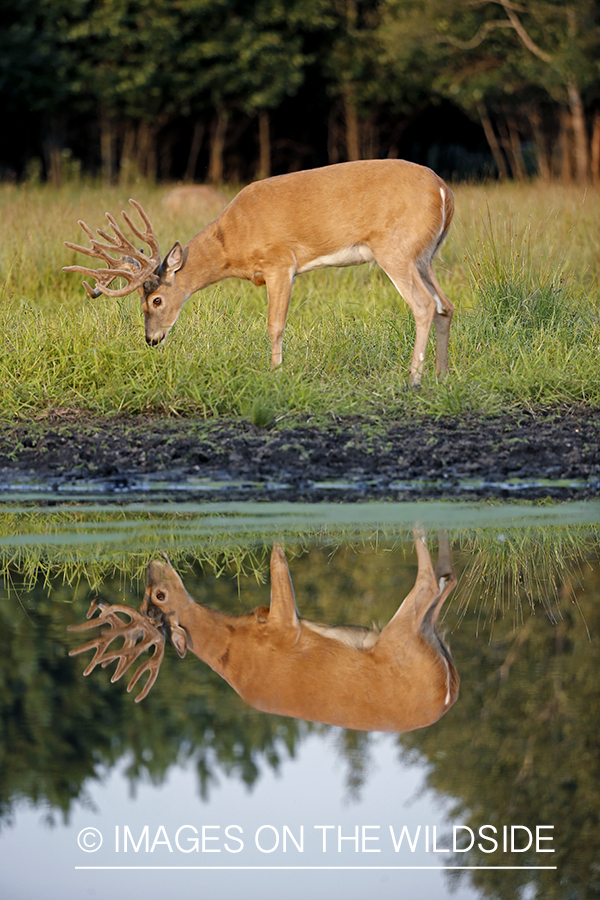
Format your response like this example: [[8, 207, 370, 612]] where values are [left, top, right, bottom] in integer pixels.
[[68, 533, 459, 732], [63, 160, 454, 384]]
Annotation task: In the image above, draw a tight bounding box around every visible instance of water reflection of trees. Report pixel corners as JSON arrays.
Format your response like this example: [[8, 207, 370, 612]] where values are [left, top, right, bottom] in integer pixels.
[[399, 543, 600, 900], [1, 531, 599, 900]]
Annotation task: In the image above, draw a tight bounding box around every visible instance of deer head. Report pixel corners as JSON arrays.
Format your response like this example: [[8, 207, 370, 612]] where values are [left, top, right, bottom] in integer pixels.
[[63, 200, 189, 346], [141, 553, 190, 658]]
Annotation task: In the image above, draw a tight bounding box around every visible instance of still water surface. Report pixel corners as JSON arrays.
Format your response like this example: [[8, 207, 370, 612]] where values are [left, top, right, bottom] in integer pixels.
[[0, 500, 598, 900]]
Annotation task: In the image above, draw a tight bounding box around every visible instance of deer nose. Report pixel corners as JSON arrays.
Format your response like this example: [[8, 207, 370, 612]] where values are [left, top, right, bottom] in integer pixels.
[[146, 334, 162, 347]]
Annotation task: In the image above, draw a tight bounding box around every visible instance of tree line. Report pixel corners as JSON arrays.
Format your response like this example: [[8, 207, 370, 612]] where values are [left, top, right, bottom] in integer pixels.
[[2, 0, 600, 184]]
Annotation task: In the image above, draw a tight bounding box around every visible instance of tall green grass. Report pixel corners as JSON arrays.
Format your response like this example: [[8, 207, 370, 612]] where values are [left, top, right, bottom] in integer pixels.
[[1, 180, 599, 421]]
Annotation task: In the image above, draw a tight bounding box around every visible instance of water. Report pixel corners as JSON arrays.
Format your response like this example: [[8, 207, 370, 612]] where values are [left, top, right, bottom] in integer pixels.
[[0, 499, 598, 900]]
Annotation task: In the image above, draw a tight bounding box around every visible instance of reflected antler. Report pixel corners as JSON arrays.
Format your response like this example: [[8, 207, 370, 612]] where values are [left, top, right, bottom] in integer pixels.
[[63, 199, 161, 298], [68, 599, 165, 701]]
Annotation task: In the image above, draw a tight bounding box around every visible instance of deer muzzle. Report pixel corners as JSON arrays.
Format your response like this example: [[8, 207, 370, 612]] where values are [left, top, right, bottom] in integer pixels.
[[145, 330, 168, 347]]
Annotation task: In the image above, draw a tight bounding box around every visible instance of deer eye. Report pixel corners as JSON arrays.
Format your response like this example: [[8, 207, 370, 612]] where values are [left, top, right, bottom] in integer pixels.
[[155, 591, 165, 602], [152, 296, 162, 307]]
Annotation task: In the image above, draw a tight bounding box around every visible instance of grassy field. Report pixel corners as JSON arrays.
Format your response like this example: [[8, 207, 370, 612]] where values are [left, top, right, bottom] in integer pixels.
[[1, 178, 599, 424]]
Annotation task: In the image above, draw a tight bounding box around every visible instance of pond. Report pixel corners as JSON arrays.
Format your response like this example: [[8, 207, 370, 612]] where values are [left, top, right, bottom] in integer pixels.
[[0, 499, 598, 900]]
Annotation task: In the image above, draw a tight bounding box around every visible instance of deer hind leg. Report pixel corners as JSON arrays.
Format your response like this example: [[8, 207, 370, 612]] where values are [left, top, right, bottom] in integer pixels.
[[374, 530, 459, 710], [424, 531, 458, 629], [265, 270, 294, 369], [376, 530, 456, 642], [377, 261, 437, 386], [420, 266, 454, 377], [377, 529, 440, 643]]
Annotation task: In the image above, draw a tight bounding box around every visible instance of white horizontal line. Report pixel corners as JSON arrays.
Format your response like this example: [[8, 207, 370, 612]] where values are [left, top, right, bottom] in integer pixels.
[[75, 866, 557, 871]]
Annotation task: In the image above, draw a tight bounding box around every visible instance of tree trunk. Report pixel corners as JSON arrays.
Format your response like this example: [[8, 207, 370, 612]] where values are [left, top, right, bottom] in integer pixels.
[[507, 116, 527, 180], [496, 117, 523, 181], [527, 109, 551, 180], [591, 109, 600, 186], [344, 92, 360, 161], [559, 108, 573, 183], [159, 130, 175, 181], [184, 120, 205, 182], [208, 109, 228, 183], [100, 109, 116, 185], [362, 116, 378, 159], [567, 82, 588, 183], [477, 104, 508, 180], [119, 119, 137, 184], [257, 109, 271, 180], [327, 104, 343, 164], [137, 121, 157, 182], [42, 131, 63, 186]]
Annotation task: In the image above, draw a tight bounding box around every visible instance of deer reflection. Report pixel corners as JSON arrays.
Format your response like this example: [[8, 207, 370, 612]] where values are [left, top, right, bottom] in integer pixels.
[[69, 530, 459, 732]]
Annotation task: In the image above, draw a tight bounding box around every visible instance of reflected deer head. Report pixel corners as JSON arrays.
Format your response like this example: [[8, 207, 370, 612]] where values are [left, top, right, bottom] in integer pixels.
[[69, 532, 459, 731]]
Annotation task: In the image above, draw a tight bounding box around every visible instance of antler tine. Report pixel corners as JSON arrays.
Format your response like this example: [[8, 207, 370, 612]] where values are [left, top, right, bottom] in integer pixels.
[[63, 263, 142, 281], [68, 602, 166, 699], [64, 239, 120, 263], [121, 199, 160, 262], [96, 228, 123, 248], [63, 264, 144, 298], [82, 281, 102, 299], [104, 212, 140, 258], [78, 220, 96, 242], [126, 646, 164, 703]]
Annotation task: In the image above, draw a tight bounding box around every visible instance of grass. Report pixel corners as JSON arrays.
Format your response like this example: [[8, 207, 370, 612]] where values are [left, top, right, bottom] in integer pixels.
[[1, 178, 599, 423]]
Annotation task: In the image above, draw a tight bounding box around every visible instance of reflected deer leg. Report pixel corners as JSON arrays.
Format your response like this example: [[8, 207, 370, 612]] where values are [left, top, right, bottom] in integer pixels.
[[430, 530, 457, 622], [376, 529, 456, 640], [373, 529, 459, 716], [268, 544, 301, 628]]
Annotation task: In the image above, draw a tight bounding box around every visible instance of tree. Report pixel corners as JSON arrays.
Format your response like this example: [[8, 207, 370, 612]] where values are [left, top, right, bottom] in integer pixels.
[[321, 0, 390, 162], [0, 0, 89, 183], [66, 0, 186, 183], [175, 0, 330, 181], [395, 0, 600, 182]]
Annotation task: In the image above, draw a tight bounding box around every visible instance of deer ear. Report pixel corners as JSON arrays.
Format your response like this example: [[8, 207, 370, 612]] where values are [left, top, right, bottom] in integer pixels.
[[161, 241, 184, 276], [170, 623, 187, 658]]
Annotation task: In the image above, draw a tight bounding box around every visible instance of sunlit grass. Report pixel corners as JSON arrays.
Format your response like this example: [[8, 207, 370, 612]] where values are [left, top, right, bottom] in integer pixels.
[[1, 179, 599, 422]]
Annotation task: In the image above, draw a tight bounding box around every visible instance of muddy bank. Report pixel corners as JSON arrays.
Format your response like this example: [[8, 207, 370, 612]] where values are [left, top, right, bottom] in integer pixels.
[[0, 408, 598, 501]]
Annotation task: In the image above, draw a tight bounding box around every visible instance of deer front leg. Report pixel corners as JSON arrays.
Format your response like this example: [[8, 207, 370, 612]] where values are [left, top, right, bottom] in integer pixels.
[[265, 270, 294, 369]]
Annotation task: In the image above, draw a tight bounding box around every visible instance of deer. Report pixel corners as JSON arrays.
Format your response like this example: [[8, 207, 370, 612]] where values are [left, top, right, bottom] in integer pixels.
[[62, 160, 454, 385], [68, 531, 459, 733]]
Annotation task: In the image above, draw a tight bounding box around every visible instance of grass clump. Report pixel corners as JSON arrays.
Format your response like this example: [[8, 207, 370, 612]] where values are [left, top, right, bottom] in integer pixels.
[[1, 180, 599, 423]]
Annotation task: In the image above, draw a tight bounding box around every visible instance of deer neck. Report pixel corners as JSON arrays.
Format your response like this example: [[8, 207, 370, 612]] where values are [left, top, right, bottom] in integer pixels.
[[176, 601, 233, 675], [179, 223, 238, 293]]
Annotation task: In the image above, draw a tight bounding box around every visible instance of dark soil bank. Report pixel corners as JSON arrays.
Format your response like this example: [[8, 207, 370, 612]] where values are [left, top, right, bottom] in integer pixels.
[[0, 409, 599, 501]]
